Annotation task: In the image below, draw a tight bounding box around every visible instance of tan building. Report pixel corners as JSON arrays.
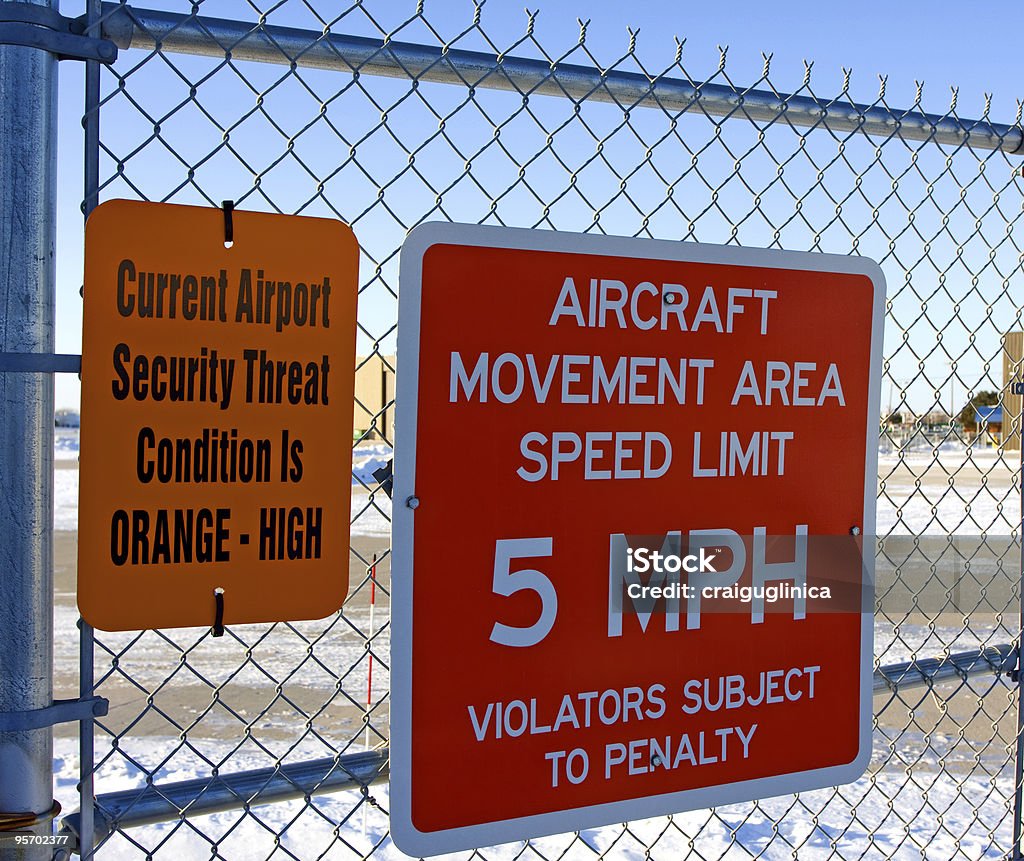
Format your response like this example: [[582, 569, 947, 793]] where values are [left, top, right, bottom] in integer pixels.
[[354, 354, 396, 441], [1003, 331, 1023, 451]]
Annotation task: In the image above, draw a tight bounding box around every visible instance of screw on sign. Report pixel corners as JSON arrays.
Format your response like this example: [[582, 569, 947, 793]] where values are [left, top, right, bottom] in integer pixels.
[[391, 224, 883, 855], [78, 201, 359, 632]]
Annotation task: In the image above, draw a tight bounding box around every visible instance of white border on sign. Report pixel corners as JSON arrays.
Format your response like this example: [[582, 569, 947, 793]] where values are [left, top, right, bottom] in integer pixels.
[[391, 222, 884, 857]]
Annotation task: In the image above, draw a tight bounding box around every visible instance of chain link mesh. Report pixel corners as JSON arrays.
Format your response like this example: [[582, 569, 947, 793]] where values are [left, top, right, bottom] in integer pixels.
[[67, 1, 1024, 857]]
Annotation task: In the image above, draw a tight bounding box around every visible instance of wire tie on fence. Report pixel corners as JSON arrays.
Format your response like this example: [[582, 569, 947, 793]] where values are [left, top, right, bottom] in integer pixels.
[[222, 200, 235, 247], [212, 587, 225, 637], [359, 784, 380, 809]]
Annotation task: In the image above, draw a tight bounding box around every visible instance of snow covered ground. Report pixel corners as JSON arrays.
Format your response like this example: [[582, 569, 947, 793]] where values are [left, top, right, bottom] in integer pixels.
[[48, 432, 1021, 858], [52, 731, 1013, 860], [53, 431, 1020, 539], [877, 445, 1019, 536], [53, 432, 394, 536]]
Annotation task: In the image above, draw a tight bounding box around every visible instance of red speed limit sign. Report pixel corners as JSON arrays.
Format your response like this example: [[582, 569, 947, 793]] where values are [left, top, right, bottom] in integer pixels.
[[391, 223, 883, 855]]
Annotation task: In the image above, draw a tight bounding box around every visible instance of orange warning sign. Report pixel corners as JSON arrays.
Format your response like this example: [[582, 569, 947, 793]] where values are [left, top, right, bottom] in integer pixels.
[[78, 200, 358, 632], [391, 224, 883, 854]]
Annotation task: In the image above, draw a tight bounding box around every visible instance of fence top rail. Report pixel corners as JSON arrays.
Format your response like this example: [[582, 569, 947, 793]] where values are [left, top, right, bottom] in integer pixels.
[[99, 3, 1024, 156]]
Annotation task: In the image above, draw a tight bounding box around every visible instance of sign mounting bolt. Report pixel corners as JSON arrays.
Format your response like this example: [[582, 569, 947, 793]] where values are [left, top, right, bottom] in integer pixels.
[[850, 526, 861, 535], [407, 496, 420, 509]]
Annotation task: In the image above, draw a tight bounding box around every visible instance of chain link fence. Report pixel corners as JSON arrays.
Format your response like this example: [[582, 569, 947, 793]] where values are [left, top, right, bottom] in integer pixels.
[[54, 1, 1024, 857]]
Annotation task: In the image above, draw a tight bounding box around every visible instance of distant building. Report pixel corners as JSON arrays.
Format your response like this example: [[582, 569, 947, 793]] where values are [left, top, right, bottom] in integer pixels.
[[972, 405, 1003, 446], [1003, 332, 1023, 451], [354, 355, 395, 441], [921, 409, 954, 428]]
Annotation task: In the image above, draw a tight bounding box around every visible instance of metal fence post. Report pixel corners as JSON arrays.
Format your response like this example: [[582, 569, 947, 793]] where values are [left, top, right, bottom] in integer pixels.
[[0, 0, 59, 854], [77, 4, 102, 856], [76, 622, 95, 861], [1014, 458, 1024, 860]]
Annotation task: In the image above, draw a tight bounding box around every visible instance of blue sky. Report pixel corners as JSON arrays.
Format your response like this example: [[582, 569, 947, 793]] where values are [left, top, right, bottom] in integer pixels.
[[52, 0, 1024, 412]]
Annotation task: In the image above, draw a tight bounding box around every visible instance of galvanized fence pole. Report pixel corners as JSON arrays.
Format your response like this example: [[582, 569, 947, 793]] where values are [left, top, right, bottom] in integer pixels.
[[77, 3, 102, 856], [75, 622, 94, 861], [1015, 457, 1024, 860], [0, 0, 59, 854]]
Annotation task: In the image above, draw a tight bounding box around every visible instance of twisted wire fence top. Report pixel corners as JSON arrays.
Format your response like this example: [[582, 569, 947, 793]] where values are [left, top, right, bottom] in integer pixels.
[[55, 1, 1024, 858]]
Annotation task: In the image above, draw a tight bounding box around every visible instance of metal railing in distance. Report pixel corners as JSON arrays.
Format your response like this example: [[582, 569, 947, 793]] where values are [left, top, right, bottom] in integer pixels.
[[872, 643, 1017, 694]]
